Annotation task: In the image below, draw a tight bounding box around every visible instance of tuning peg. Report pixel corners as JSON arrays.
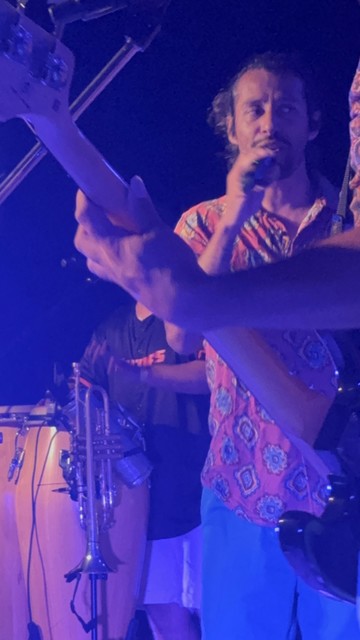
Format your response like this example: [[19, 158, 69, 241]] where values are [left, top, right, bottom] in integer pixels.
[[43, 52, 69, 89], [6, 23, 32, 65]]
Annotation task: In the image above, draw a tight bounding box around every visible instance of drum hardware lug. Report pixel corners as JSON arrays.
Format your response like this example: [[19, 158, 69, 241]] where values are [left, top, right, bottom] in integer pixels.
[[59, 448, 78, 501], [7, 423, 29, 483], [7, 446, 25, 482]]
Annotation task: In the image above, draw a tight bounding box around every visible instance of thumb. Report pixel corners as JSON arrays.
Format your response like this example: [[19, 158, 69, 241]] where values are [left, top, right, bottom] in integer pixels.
[[128, 175, 162, 232]]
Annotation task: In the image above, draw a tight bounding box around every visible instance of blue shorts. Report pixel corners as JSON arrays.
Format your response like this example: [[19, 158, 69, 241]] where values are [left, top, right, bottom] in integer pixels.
[[201, 488, 360, 640]]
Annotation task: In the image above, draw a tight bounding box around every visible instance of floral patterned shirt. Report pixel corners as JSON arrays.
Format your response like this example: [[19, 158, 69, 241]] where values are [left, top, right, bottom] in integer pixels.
[[174, 59, 360, 527], [350, 58, 360, 221], [175, 183, 343, 527]]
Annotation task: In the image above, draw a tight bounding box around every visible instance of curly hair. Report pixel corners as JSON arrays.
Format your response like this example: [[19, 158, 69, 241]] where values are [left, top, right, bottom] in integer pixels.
[[208, 51, 321, 166]]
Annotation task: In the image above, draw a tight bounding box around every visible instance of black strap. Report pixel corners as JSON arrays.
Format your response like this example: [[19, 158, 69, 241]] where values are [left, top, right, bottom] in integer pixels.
[[68, 574, 96, 634], [331, 154, 353, 235]]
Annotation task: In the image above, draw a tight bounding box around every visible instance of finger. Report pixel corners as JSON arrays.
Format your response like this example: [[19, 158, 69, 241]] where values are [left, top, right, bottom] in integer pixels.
[[74, 225, 103, 264], [128, 175, 162, 232], [232, 147, 277, 174], [242, 156, 280, 193], [75, 189, 123, 238], [75, 190, 97, 224], [74, 225, 89, 257]]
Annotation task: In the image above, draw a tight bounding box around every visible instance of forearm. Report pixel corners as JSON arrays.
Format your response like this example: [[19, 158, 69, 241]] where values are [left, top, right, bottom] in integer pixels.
[[165, 216, 239, 352], [140, 360, 209, 394], [176, 230, 360, 332], [205, 326, 332, 445], [164, 321, 203, 355], [74, 192, 360, 331], [198, 220, 238, 275]]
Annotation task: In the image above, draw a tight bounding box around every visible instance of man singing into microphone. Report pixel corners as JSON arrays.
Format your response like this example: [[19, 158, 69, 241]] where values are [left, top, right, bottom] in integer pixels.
[[163, 51, 360, 639]]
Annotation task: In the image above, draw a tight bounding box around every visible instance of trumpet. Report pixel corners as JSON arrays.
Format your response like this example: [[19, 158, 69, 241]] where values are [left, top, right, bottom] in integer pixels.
[[61, 362, 152, 537], [60, 363, 152, 638], [72, 363, 115, 578]]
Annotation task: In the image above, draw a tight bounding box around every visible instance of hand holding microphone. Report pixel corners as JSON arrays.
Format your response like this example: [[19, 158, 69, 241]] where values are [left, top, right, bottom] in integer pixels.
[[241, 156, 279, 193], [228, 147, 280, 198], [225, 148, 280, 228]]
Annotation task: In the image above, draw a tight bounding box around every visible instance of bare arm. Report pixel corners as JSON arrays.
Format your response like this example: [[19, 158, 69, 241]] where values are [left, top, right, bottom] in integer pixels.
[[195, 228, 360, 331], [165, 151, 268, 353], [164, 322, 203, 355], [195, 150, 275, 274], [112, 357, 209, 395], [163, 220, 236, 354], [74, 188, 360, 332], [164, 218, 239, 354]]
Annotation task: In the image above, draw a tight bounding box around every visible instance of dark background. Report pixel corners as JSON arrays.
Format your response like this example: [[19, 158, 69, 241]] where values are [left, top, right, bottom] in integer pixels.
[[0, 0, 359, 404]]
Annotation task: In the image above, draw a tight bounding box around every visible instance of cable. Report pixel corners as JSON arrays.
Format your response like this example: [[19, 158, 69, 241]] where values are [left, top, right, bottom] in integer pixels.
[[26, 426, 58, 640]]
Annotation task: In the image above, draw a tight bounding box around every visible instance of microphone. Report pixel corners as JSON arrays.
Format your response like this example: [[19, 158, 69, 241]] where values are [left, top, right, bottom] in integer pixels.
[[48, 0, 128, 24], [242, 156, 278, 194]]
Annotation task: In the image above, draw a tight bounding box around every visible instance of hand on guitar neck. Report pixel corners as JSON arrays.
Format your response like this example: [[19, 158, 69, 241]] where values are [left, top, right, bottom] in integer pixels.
[[75, 174, 162, 255]]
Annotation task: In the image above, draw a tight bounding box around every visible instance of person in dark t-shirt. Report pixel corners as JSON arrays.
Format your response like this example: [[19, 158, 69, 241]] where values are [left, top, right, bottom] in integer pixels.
[[80, 300, 210, 640]]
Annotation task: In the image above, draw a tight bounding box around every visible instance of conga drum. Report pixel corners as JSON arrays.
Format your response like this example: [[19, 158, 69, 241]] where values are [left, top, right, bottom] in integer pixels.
[[15, 424, 149, 640], [0, 423, 28, 640]]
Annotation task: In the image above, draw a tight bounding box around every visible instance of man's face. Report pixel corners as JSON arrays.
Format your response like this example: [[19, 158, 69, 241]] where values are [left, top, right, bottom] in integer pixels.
[[228, 68, 319, 178]]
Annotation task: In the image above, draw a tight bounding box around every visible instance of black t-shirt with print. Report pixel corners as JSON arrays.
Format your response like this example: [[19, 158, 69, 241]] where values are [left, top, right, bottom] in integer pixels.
[[80, 303, 210, 540]]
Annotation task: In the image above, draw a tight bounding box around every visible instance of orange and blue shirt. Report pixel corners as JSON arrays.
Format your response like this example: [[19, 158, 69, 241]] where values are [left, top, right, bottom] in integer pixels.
[[175, 182, 343, 527], [350, 57, 360, 220]]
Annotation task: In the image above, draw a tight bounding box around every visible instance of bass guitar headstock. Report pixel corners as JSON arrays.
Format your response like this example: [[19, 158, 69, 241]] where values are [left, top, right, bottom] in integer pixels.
[[0, 0, 74, 126]]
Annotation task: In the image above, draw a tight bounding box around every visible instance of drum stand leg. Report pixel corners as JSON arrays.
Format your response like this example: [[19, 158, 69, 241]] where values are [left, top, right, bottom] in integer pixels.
[[90, 575, 98, 640], [67, 569, 108, 637]]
